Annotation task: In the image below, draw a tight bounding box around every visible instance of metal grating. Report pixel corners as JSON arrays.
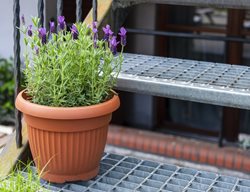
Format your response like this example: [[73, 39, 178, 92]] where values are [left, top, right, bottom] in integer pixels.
[[116, 53, 250, 110], [113, 0, 250, 10], [23, 153, 250, 192]]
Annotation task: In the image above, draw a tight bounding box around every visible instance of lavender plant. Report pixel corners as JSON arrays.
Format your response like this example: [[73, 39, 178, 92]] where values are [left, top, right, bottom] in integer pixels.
[[20, 16, 126, 107]]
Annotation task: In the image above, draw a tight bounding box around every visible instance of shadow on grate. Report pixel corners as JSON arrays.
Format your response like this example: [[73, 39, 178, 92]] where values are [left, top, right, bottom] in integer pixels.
[[25, 153, 250, 192]]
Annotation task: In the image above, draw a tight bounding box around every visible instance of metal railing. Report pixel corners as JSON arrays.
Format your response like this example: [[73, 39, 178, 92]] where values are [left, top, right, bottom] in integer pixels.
[[13, 0, 21, 148], [13, 0, 98, 148]]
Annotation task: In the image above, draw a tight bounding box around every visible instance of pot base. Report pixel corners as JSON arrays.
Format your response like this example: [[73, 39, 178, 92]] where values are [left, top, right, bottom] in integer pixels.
[[41, 166, 99, 183]]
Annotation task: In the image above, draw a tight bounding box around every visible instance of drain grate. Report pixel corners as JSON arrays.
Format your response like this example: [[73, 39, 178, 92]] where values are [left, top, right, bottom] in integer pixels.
[[23, 153, 250, 192], [116, 53, 250, 109]]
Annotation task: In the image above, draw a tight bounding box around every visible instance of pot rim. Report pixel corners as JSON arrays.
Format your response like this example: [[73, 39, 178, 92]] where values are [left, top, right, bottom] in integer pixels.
[[15, 90, 120, 119]]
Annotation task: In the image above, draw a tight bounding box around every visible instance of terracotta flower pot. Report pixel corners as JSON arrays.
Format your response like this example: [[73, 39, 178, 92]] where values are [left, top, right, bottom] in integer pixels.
[[15, 90, 120, 183]]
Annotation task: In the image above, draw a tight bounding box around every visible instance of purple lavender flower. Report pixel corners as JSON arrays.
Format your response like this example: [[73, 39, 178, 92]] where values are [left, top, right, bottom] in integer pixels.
[[21, 14, 25, 25], [92, 21, 97, 29], [102, 24, 113, 41], [71, 24, 79, 40], [27, 25, 32, 37], [58, 16, 66, 30], [34, 46, 39, 55], [92, 22, 98, 48], [93, 31, 98, 48], [118, 27, 127, 46], [92, 21, 98, 35], [49, 21, 55, 33], [109, 36, 119, 55], [38, 27, 47, 45], [93, 28, 98, 34]]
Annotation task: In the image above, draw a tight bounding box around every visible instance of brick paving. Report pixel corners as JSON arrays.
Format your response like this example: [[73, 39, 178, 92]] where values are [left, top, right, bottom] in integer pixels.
[[107, 125, 250, 174]]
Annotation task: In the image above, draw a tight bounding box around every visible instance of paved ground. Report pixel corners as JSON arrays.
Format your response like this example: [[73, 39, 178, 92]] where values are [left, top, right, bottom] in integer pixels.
[[0, 125, 14, 154], [107, 125, 250, 173], [105, 145, 250, 180]]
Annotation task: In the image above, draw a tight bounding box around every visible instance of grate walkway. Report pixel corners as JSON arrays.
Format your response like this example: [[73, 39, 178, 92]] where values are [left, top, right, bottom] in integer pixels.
[[25, 153, 250, 192], [116, 53, 250, 110], [113, 0, 250, 10]]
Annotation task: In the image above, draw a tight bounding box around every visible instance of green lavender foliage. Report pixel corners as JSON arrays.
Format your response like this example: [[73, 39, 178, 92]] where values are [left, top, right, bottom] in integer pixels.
[[0, 162, 48, 192], [21, 17, 123, 107]]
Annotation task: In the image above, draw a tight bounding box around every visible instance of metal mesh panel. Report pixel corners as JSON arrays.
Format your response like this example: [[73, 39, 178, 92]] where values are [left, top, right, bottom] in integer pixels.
[[24, 153, 250, 192], [113, 0, 250, 10], [116, 53, 250, 110], [121, 54, 250, 89]]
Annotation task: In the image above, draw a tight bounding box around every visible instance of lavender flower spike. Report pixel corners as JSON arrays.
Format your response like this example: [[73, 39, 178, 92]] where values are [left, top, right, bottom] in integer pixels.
[[92, 22, 98, 48], [21, 14, 25, 25], [38, 27, 47, 45], [71, 24, 79, 40], [34, 46, 39, 55], [102, 24, 113, 41], [93, 28, 98, 35], [93, 28, 98, 48], [58, 16, 66, 30], [109, 36, 119, 55], [118, 27, 127, 46], [27, 25, 32, 37], [49, 21, 55, 33], [92, 21, 98, 29]]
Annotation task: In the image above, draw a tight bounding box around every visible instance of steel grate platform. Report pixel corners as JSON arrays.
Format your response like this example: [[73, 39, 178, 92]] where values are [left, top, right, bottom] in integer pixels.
[[23, 153, 250, 192], [113, 0, 250, 10], [116, 53, 250, 110]]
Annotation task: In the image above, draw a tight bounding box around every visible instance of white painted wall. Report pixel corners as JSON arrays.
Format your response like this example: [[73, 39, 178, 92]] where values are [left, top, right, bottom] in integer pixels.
[[0, 0, 38, 58]]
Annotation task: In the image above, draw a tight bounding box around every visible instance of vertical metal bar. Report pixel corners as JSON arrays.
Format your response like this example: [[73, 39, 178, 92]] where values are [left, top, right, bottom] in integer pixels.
[[38, 0, 44, 27], [218, 126, 224, 147], [57, 0, 63, 18], [113, 9, 119, 34], [13, 0, 22, 148], [222, 9, 244, 144], [57, 0, 63, 31], [76, 0, 82, 22], [93, 0, 97, 22]]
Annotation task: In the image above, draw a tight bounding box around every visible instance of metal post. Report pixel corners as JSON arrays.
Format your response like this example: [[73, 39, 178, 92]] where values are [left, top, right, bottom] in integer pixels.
[[13, 0, 22, 148], [218, 126, 224, 147], [76, 0, 82, 22], [93, 0, 97, 22], [57, 0, 63, 18], [57, 0, 63, 31], [38, 0, 44, 27]]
